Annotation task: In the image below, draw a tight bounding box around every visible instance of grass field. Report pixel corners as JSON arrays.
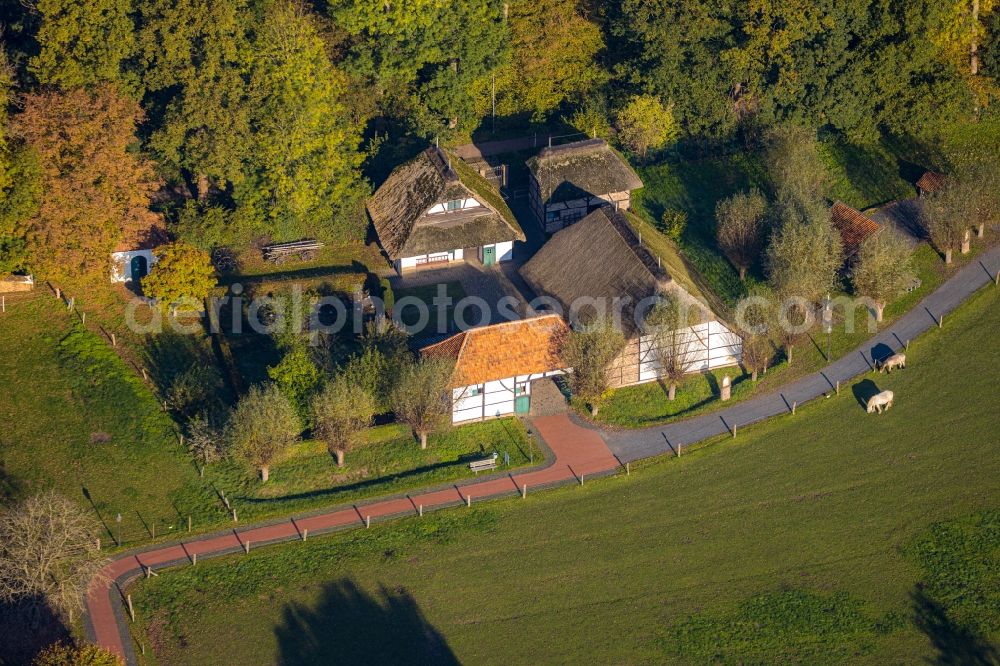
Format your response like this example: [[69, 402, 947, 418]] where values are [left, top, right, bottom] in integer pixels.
[[129, 279, 1000, 665], [191, 418, 541, 524], [0, 296, 214, 544]]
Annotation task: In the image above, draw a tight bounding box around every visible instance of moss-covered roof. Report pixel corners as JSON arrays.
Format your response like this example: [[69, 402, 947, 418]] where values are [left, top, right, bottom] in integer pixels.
[[526, 139, 643, 203], [366, 147, 524, 260]]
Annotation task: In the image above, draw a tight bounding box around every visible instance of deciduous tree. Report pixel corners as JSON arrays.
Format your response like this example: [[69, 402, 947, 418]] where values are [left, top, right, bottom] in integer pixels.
[[562, 316, 626, 416], [479, 0, 606, 119], [390, 357, 453, 449], [852, 228, 916, 322], [141, 242, 217, 313], [716, 189, 769, 280], [227, 383, 301, 482], [267, 343, 323, 424], [614, 95, 680, 159], [734, 284, 776, 380], [30, 0, 137, 90], [312, 375, 376, 466], [14, 86, 160, 280], [0, 492, 106, 623], [923, 181, 971, 263], [646, 295, 702, 400]]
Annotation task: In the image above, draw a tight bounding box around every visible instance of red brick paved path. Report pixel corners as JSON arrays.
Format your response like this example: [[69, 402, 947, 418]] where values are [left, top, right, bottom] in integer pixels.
[[86, 414, 619, 662]]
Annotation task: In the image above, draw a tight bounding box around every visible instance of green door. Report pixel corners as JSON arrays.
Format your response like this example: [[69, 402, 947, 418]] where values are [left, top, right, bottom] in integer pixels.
[[514, 395, 530, 414], [482, 245, 496, 266]]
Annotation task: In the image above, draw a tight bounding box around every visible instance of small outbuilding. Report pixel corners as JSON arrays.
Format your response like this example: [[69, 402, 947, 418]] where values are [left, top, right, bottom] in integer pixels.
[[367, 147, 525, 274], [420, 314, 569, 423], [916, 171, 948, 196], [831, 201, 881, 261], [111, 248, 158, 283], [526, 138, 643, 233], [521, 208, 741, 388]]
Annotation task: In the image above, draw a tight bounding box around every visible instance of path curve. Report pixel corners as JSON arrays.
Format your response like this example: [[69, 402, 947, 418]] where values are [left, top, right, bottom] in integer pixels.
[[86, 246, 1000, 664], [603, 246, 1000, 460], [85, 415, 619, 663]]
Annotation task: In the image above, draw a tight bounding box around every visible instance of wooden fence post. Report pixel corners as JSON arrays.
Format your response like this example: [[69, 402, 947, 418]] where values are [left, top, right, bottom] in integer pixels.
[[127, 594, 135, 622], [243, 540, 250, 554], [192, 552, 197, 566], [521, 484, 527, 498], [365, 515, 371, 528], [418, 505, 423, 517], [625, 462, 630, 476], [187, 516, 191, 532], [792, 401, 797, 415], [835, 380, 840, 395], [110, 332, 116, 347], [302, 528, 308, 541], [231, 509, 237, 522], [466, 495, 472, 507]]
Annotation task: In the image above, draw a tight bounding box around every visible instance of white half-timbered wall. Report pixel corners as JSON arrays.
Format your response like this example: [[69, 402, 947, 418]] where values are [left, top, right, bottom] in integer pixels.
[[451, 370, 564, 424], [425, 197, 483, 215], [637, 320, 741, 383]]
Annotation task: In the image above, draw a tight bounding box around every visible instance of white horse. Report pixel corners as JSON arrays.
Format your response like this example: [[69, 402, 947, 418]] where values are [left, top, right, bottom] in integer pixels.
[[878, 353, 906, 373], [866, 390, 894, 414]]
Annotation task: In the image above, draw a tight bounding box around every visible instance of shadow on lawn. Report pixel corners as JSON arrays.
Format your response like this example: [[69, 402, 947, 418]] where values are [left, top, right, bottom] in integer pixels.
[[0, 596, 69, 666], [912, 588, 999, 666], [275, 579, 458, 666], [851, 379, 883, 410], [237, 453, 492, 505]]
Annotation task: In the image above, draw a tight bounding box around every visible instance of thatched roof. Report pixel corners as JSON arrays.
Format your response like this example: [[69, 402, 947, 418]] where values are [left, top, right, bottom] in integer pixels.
[[521, 208, 681, 333], [831, 202, 881, 258], [420, 315, 569, 387], [367, 147, 524, 260], [526, 138, 643, 203]]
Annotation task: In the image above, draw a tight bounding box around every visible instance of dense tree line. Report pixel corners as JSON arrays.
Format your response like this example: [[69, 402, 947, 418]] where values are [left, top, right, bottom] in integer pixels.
[[0, 0, 997, 279]]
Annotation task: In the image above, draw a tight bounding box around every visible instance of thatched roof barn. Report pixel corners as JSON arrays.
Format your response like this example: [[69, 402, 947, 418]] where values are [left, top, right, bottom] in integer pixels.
[[526, 139, 643, 204], [831, 201, 881, 258], [521, 207, 738, 388], [367, 147, 524, 261], [521, 207, 675, 329]]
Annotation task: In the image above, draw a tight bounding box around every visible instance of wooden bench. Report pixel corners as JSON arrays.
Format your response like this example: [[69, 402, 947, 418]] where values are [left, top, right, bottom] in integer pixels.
[[469, 453, 498, 475]]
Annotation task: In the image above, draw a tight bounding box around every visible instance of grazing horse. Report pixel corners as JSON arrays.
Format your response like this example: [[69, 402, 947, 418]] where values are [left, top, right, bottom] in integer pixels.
[[878, 353, 906, 373], [866, 390, 894, 414]]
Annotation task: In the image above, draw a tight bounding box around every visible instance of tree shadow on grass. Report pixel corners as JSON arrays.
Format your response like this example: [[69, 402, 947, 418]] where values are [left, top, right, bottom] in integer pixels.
[[275, 579, 458, 666], [0, 597, 69, 666], [912, 588, 999, 666]]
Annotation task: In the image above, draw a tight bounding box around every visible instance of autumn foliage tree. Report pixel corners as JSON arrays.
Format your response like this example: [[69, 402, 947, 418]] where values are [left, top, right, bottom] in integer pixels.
[[141, 242, 216, 313], [15, 86, 160, 280], [615, 95, 680, 159], [32, 641, 123, 666], [480, 0, 606, 119]]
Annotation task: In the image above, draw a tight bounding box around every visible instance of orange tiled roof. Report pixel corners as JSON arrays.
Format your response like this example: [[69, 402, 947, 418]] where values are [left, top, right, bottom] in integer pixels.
[[916, 171, 947, 193], [420, 314, 569, 387], [831, 202, 881, 257]]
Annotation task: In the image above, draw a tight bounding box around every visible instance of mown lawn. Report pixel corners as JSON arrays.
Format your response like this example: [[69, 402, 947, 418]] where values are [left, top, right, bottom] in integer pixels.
[[130, 281, 1000, 665], [0, 296, 215, 544], [191, 417, 541, 524], [0, 296, 540, 547]]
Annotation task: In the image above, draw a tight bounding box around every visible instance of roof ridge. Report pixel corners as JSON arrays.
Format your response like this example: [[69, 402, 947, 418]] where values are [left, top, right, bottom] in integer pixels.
[[604, 210, 671, 283]]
